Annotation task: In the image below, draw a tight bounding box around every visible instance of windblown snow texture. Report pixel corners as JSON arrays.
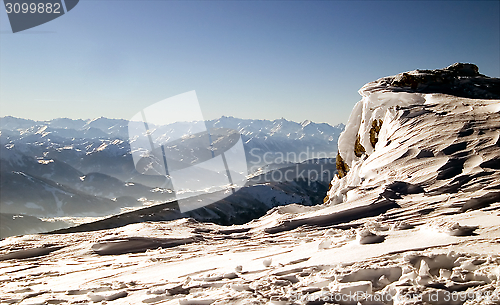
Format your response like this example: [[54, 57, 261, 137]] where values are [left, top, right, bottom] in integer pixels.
[[1, 64, 500, 305]]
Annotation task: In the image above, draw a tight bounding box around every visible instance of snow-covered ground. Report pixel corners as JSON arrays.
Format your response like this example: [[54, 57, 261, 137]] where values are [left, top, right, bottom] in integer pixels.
[[1, 63, 499, 305]]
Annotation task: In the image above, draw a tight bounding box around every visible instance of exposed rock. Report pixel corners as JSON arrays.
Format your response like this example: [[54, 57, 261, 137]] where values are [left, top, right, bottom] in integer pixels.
[[354, 134, 366, 157], [336, 153, 349, 178], [369, 119, 383, 148], [363, 63, 500, 99]]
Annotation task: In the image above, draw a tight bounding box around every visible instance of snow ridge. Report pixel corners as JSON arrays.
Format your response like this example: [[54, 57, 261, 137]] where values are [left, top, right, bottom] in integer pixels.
[[1, 64, 500, 305]]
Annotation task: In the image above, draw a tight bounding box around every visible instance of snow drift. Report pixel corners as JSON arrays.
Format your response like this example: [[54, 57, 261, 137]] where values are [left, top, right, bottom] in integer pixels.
[[328, 63, 500, 208], [1, 64, 499, 305]]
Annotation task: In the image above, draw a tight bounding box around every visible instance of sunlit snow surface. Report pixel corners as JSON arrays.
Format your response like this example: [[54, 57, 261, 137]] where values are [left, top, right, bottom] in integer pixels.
[[329, 91, 500, 206], [1, 66, 500, 304]]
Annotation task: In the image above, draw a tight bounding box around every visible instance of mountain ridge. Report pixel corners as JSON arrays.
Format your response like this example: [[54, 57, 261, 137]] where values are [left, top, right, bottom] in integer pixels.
[[1, 64, 500, 305], [1, 116, 342, 235]]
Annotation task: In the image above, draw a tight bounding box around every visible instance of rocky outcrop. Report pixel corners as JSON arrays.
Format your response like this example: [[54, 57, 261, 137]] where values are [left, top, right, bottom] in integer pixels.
[[328, 63, 500, 207], [364, 63, 500, 99]]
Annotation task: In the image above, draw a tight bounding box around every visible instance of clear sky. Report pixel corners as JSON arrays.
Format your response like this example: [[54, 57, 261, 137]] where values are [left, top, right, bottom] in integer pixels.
[[0, 0, 499, 125]]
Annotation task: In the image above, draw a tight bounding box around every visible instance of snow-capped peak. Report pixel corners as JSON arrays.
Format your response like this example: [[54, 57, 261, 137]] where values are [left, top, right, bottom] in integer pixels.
[[327, 63, 500, 206]]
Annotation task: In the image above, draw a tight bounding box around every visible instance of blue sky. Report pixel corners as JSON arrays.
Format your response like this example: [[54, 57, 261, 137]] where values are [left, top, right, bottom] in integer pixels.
[[0, 0, 499, 125]]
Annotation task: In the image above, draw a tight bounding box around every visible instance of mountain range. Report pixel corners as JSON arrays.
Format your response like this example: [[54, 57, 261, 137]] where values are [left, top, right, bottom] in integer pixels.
[[1, 63, 499, 305], [0, 116, 343, 235]]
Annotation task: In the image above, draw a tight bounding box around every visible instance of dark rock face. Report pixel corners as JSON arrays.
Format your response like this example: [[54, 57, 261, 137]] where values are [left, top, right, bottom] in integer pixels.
[[354, 135, 366, 157], [369, 119, 383, 148], [335, 153, 349, 178], [363, 63, 500, 99]]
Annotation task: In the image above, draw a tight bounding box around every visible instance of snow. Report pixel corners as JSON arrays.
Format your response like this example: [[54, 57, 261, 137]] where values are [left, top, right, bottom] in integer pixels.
[[329, 91, 500, 206], [337, 92, 426, 168], [1, 64, 499, 305], [1, 207, 499, 304], [36, 159, 54, 165]]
